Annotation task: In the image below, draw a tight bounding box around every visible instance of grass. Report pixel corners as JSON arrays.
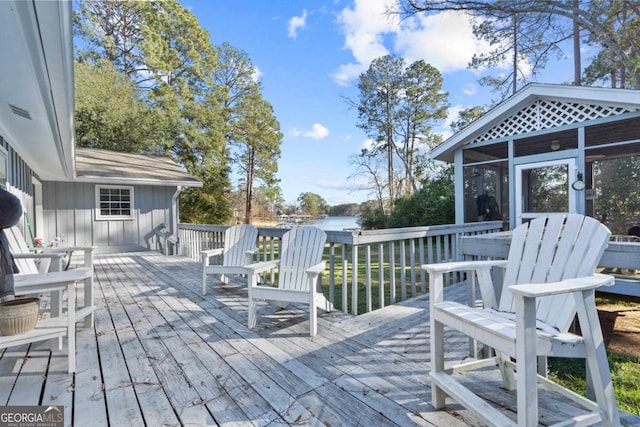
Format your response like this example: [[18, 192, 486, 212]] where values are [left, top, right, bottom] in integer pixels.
[[549, 352, 640, 416]]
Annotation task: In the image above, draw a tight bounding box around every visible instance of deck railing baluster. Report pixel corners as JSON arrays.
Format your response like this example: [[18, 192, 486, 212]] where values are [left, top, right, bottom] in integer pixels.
[[177, 221, 504, 315], [378, 242, 385, 309]]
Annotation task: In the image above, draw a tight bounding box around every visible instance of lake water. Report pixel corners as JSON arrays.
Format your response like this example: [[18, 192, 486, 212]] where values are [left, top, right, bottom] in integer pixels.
[[310, 215, 360, 231]]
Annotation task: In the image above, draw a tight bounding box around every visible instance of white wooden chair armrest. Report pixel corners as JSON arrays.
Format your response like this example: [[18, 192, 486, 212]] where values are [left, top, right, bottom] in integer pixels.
[[13, 252, 65, 272], [13, 252, 65, 261], [305, 261, 326, 277], [246, 248, 259, 256], [245, 260, 280, 275], [423, 259, 507, 309], [13, 267, 93, 292], [38, 246, 95, 253], [200, 247, 224, 258], [509, 274, 614, 298], [421, 259, 507, 274]]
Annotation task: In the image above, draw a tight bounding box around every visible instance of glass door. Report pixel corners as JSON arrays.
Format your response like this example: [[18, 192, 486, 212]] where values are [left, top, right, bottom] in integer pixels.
[[515, 158, 577, 225]]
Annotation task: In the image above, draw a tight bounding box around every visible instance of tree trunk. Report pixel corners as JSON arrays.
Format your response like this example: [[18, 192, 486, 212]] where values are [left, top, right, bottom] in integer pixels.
[[572, 0, 581, 86]]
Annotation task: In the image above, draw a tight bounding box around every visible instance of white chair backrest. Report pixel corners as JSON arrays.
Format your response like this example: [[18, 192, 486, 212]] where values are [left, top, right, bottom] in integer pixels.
[[5, 226, 39, 275], [499, 214, 611, 332], [222, 224, 258, 267], [278, 226, 327, 291]]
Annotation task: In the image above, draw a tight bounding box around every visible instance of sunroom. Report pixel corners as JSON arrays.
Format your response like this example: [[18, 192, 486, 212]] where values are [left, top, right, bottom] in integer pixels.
[[431, 83, 640, 235]]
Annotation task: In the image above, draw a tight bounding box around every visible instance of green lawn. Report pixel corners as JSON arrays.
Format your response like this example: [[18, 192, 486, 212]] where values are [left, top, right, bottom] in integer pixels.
[[549, 352, 640, 416]]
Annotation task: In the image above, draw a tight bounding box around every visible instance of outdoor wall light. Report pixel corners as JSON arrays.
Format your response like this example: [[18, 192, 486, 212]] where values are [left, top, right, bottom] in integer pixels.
[[572, 172, 586, 191], [550, 139, 561, 151]]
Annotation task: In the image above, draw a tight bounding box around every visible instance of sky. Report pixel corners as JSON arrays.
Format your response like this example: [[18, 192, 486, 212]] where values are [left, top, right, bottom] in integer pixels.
[[181, 0, 579, 207]]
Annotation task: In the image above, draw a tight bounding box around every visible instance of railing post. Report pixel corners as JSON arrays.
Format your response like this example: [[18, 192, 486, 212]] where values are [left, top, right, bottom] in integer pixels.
[[351, 244, 359, 316]]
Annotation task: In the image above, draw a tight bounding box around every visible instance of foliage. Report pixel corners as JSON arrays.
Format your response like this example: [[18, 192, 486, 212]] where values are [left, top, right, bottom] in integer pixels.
[[215, 43, 282, 224], [74, 0, 282, 225], [297, 192, 329, 216], [74, 59, 160, 152], [396, 0, 640, 91], [350, 55, 448, 210], [358, 205, 388, 230], [469, 9, 569, 97], [593, 156, 640, 234], [449, 106, 485, 133], [387, 164, 455, 228], [359, 164, 455, 229], [549, 352, 640, 416], [330, 203, 361, 216]]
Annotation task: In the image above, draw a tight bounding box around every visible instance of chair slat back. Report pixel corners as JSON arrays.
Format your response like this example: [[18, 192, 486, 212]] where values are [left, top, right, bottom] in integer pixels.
[[222, 224, 258, 267], [278, 226, 326, 291], [499, 214, 610, 332], [6, 226, 39, 275]]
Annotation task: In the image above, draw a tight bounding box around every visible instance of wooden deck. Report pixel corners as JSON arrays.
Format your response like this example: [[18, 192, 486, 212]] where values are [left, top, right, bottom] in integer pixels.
[[1, 251, 639, 426]]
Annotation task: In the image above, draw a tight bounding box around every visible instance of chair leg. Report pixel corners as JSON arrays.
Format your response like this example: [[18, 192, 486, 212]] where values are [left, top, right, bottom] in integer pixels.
[[577, 290, 620, 427], [515, 295, 538, 427], [247, 274, 257, 330], [202, 270, 207, 296], [309, 287, 317, 337], [497, 352, 516, 391], [430, 317, 446, 409]]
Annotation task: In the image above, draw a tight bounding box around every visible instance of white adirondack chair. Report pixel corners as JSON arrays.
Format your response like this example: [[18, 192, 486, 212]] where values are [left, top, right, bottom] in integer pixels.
[[1, 228, 94, 373], [245, 226, 333, 337], [422, 214, 619, 427], [201, 224, 259, 295], [7, 225, 95, 328]]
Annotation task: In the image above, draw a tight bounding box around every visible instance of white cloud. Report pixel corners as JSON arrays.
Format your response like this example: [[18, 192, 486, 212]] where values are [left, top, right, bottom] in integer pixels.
[[288, 9, 308, 39], [291, 123, 329, 140], [333, 0, 399, 85], [333, 2, 497, 86], [252, 66, 263, 82], [394, 11, 492, 73], [462, 83, 477, 96]]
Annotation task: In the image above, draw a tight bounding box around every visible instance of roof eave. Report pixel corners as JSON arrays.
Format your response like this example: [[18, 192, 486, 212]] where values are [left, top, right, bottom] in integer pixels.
[[430, 83, 640, 163], [75, 176, 203, 188]]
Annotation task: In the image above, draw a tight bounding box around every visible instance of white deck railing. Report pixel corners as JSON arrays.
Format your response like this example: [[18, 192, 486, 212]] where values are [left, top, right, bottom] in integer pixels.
[[178, 221, 503, 315]]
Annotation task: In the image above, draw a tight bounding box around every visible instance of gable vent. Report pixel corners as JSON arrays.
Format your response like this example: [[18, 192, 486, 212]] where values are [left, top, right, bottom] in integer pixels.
[[9, 104, 32, 120]]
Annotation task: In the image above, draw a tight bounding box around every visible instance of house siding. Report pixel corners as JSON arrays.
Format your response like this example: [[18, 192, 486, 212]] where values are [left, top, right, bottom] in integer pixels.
[[42, 181, 175, 252]]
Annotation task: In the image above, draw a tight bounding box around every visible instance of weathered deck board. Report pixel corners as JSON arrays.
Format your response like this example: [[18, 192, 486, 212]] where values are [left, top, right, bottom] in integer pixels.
[[0, 250, 638, 427]]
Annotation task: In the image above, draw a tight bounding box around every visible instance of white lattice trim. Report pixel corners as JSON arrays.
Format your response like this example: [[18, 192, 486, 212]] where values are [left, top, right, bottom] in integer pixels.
[[474, 100, 633, 143]]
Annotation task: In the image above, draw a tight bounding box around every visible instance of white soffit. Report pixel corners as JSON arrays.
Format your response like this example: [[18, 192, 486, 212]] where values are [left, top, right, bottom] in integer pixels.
[[0, 1, 75, 180]]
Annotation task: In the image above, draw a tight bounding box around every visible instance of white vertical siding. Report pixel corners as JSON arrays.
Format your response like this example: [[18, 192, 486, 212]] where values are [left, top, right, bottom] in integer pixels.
[[42, 181, 175, 251]]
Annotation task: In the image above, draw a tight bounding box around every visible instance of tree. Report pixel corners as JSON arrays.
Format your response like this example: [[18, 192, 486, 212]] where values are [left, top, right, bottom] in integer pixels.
[[351, 55, 448, 210], [387, 164, 455, 227], [297, 193, 329, 216], [449, 106, 485, 133], [74, 59, 160, 152], [396, 0, 640, 89], [233, 92, 282, 223], [469, 9, 569, 96], [397, 60, 448, 193], [74, 0, 145, 79], [354, 55, 405, 208], [74, 0, 236, 224], [215, 43, 282, 224]]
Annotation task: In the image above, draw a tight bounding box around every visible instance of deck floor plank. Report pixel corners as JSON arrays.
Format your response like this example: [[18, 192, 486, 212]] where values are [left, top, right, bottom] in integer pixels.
[[96, 255, 182, 427], [0, 250, 638, 427], [109, 253, 284, 426]]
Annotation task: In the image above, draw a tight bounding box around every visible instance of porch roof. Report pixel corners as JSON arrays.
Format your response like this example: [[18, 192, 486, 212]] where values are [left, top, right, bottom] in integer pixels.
[[0, 1, 75, 181], [75, 147, 202, 187], [431, 83, 640, 162]]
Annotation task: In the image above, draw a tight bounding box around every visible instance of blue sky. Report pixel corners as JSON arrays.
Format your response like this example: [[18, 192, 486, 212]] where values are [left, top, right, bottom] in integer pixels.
[[181, 0, 578, 206]]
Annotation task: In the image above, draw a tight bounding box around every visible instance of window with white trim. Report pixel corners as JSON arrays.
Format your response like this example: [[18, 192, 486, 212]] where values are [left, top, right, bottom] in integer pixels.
[[96, 185, 134, 220]]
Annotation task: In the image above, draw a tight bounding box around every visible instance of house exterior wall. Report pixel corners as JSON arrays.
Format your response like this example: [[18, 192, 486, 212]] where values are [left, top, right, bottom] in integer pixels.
[[41, 181, 176, 252]]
